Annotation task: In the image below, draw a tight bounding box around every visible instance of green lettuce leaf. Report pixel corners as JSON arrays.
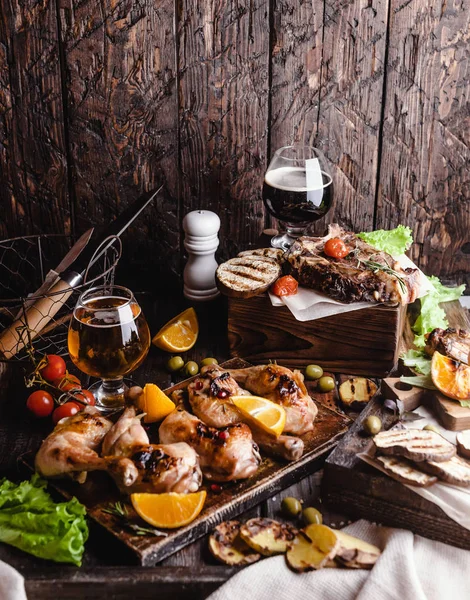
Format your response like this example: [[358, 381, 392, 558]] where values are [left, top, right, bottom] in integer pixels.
[[357, 225, 413, 256], [459, 400, 470, 408], [412, 276, 466, 347], [0, 475, 88, 566], [399, 374, 437, 390], [400, 349, 432, 376]]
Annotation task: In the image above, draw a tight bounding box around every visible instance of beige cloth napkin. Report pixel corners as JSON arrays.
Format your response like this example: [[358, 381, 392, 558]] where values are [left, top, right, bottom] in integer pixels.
[[0, 560, 27, 600], [207, 519, 470, 600]]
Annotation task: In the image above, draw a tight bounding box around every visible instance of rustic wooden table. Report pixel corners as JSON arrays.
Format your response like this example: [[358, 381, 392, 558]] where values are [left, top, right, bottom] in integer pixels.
[[3, 292, 463, 599]]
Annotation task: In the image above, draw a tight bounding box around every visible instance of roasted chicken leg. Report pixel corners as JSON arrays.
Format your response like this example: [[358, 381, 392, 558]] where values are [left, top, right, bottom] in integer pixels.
[[35, 407, 112, 482], [223, 365, 317, 435], [159, 408, 261, 482], [106, 442, 202, 494], [102, 406, 149, 457], [188, 366, 304, 461]]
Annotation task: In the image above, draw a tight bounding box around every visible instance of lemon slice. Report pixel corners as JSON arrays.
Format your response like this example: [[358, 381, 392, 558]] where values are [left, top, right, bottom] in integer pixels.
[[131, 491, 207, 529], [139, 383, 175, 423], [152, 307, 198, 352], [231, 395, 286, 437], [431, 351, 470, 401]]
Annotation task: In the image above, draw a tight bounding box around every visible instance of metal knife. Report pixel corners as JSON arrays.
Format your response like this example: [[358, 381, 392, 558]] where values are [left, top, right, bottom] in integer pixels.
[[0, 186, 163, 359], [14, 228, 95, 318]]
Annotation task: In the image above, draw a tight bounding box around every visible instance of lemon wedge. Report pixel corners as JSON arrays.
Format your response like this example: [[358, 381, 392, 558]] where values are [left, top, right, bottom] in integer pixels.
[[131, 491, 207, 529], [231, 395, 286, 437], [152, 307, 198, 352], [139, 383, 175, 423]]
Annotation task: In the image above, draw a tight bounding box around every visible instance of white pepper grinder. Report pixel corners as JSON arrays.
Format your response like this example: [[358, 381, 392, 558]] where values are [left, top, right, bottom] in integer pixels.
[[183, 210, 220, 301]]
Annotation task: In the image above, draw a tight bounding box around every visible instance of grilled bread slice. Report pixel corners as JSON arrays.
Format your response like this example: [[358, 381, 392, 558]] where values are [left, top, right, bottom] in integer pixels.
[[216, 257, 282, 298], [237, 248, 285, 264], [419, 455, 470, 487], [376, 455, 437, 487], [373, 429, 456, 463], [456, 430, 470, 459]]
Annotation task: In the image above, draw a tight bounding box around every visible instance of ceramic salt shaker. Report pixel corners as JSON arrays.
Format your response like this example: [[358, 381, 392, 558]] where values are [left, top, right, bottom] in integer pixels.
[[183, 210, 220, 301]]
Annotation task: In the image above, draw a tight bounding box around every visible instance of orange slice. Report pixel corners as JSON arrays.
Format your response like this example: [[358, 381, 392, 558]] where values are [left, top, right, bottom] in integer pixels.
[[139, 383, 175, 423], [131, 491, 207, 529], [152, 307, 198, 352], [231, 395, 286, 437], [431, 351, 470, 401]]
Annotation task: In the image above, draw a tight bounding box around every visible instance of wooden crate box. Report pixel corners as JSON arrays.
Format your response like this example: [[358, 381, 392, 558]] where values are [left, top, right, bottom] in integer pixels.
[[228, 295, 406, 377]]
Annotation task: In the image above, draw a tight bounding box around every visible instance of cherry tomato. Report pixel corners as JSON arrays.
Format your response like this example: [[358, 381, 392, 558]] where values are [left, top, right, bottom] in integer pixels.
[[26, 390, 55, 418], [52, 402, 81, 425], [73, 389, 96, 408], [324, 238, 349, 259], [39, 354, 66, 383], [271, 275, 299, 297], [53, 372, 82, 392]]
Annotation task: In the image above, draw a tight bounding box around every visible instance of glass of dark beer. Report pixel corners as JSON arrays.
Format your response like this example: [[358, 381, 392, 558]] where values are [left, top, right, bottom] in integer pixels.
[[262, 145, 333, 249]]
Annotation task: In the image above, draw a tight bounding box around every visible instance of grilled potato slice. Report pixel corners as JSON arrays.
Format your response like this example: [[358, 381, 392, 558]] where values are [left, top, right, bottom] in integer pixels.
[[286, 525, 339, 572], [333, 530, 381, 569], [339, 378, 378, 409], [239, 518, 297, 556], [209, 520, 261, 566]]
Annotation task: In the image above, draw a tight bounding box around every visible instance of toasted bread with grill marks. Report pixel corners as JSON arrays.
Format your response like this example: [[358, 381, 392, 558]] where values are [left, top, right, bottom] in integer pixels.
[[216, 257, 282, 298], [457, 430, 470, 459], [237, 248, 285, 264], [373, 429, 456, 463], [418, 455, 470, 487], [376, 455, 437, 487]]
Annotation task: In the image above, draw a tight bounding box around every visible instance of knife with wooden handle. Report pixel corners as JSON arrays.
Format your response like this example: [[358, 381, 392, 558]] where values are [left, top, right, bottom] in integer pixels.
[[0, 186, 163, 359]]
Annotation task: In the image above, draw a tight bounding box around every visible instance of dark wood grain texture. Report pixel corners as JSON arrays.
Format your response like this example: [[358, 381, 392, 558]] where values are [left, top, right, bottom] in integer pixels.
[[0, 0, 70, 237], [314, 0, 389, 234], [228, 294, 406, 376], [375, 0, 470, 287], [58, 0, 180, 275], [178, 0, 270, 260]]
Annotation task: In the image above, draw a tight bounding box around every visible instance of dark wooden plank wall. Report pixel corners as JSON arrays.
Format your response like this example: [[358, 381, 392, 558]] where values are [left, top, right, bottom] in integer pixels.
[[0, 0, 468, 285]]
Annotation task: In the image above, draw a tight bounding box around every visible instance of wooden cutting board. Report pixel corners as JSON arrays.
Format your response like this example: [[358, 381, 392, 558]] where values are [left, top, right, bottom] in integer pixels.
[[27, 358, 351, 565], [428, 391, 470, 431]]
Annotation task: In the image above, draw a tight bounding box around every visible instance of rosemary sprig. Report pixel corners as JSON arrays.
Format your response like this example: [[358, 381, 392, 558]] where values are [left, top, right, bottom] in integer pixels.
[[360, 259, 407, 295], [102, 501, 128, 519], [102, 502, 168, 537]]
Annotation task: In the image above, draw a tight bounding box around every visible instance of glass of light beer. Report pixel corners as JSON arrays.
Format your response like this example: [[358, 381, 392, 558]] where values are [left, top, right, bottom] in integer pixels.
[[68, 285, 150, 410]]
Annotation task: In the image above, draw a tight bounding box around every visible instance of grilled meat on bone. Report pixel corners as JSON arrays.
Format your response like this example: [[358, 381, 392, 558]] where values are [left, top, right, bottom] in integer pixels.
[[285, 224, 420, 305], [425, 328, 470, 366]]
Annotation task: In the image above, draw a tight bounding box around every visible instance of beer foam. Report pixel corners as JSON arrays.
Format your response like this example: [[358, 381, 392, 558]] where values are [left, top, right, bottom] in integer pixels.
[[265, 166, 332, 192], [73, 296, 140, 327]]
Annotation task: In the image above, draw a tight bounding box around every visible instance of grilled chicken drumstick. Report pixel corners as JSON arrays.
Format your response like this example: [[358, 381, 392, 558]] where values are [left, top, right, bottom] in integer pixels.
[[35, 406, 112, 482], [188, 366, 304, 461], [159, 408, 261, 482], [203, 364, 317, 436], [102, 406, 202, 494]]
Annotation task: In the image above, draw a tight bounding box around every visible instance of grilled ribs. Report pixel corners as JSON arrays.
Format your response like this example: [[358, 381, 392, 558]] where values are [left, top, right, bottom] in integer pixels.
[[284, 224, 420, 305], [425, 328, 470, 365]]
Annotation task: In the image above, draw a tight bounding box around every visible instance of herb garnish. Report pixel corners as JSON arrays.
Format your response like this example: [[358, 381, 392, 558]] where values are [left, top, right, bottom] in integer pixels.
[[349, 246, 407, 295], [102, 502, 168, 538]]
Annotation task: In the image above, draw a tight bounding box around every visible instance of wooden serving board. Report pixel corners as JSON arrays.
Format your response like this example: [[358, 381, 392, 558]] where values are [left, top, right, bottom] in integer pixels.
[[429, 391, 470, 431], [32, 358, 350, 566], [228, 295, 406, 377]]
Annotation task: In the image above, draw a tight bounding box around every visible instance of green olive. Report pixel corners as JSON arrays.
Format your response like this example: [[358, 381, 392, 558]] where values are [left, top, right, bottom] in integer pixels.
[[305, 364, 324, 380], [317, 376, 335, 393], [363, 415, 382, 436], [423, 424, 440, 434], [166, 356, 185, 372], [281, 497, 302, 517], [183, 361, 199, 377], [201, 357, 219, 367], [302, 507, 323, 525]]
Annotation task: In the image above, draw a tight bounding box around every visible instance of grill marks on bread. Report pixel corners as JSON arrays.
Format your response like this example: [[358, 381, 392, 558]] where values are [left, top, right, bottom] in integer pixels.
[[216, 257, 281, 298], [376, 455, 438, 487], [373, 429, 456, 462]]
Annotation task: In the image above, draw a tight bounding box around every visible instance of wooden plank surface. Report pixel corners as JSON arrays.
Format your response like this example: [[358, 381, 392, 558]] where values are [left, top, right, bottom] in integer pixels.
[[59, 0, 180, 276], [178, 0, 270, 259], [314, 0, 389, 233], [375, 0, 470, 288], [0, 0, 71, 237]]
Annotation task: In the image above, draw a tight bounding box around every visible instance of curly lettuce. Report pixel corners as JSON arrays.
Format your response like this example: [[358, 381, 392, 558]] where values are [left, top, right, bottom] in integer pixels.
[[0, 475, 88, 566], [357, 225, 413, 256]]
